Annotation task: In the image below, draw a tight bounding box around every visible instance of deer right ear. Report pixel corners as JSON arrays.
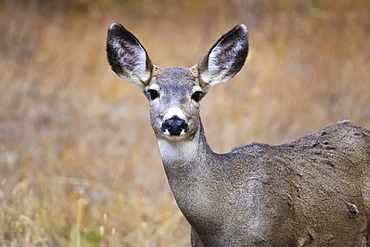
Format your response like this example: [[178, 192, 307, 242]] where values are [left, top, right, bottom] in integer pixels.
[[106, 23, 153, 88], [196, 24, 249, 87]]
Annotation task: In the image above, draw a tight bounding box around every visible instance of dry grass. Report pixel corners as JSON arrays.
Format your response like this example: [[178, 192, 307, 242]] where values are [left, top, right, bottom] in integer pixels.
[[0, 0, 369, 246]]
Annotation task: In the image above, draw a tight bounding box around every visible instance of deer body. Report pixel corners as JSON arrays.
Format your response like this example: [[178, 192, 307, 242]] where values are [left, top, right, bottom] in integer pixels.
[[106, 23, 370, 246]]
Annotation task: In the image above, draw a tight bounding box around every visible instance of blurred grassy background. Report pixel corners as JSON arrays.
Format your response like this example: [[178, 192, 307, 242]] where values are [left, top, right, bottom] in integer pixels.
[[0, 0, 369, 246]]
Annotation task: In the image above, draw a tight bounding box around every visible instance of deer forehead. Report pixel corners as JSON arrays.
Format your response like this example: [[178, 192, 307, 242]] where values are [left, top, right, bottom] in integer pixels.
[[149, 67, 201, 93]]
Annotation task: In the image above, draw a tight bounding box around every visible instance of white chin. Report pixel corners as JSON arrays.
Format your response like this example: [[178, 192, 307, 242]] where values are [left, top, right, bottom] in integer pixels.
[[160, 131, 186, 141]]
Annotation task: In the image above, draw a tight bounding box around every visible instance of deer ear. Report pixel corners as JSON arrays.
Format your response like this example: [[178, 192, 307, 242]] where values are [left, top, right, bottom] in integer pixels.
[[196, 24, 248, 87], [106, 23, 153, 88]]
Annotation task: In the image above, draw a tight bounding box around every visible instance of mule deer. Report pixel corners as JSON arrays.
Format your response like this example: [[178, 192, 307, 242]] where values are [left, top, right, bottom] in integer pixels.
[[106, 23, 370, 246]]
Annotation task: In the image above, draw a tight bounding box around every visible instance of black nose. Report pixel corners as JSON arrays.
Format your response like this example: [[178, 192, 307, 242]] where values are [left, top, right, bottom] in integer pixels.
[[161, 116, 189, 136]]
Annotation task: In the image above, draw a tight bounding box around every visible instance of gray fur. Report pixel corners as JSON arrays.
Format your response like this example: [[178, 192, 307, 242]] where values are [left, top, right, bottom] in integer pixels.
[[106, 23, 370, 246]]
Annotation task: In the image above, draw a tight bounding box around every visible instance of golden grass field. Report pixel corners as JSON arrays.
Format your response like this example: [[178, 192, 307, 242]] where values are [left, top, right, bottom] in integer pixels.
[[1, 0, 369, 246]]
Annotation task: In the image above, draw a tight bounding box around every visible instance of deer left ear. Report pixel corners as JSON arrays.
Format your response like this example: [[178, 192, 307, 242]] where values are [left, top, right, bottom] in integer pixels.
[[196, 24, 249, 87]]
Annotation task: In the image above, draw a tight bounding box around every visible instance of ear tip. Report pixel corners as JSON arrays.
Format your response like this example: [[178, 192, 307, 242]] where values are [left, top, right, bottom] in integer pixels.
[[108, 23, 127, 37], [109, 22, 122, 30], [108, 23, 117, 30], [238, 24, 248, 31], [235, 24, 248, 36]]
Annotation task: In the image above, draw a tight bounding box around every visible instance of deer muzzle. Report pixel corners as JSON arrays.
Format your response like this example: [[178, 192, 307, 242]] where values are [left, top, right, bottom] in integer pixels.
[[161, 116, 189, 136]]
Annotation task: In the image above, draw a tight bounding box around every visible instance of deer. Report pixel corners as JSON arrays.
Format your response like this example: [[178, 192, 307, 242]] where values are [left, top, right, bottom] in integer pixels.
[[106, 23, 370, 246]]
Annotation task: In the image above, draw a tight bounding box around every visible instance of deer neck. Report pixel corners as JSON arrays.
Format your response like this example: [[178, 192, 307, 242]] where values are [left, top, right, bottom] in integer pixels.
[[157, 118, 222, 229], [157, 118, 213, 171], [157, 117, 217, 200]]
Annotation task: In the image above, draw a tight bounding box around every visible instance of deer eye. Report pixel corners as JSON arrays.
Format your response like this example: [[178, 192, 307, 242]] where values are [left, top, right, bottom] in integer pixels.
[[191, 91, 204, 102], [147, 89, 159, 100]]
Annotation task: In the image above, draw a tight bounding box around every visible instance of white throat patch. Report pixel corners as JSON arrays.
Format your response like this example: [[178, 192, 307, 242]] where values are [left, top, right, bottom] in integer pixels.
[[158, 138, 198, 163]]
